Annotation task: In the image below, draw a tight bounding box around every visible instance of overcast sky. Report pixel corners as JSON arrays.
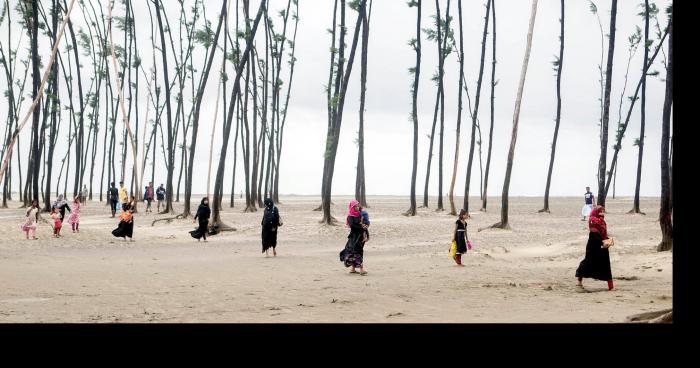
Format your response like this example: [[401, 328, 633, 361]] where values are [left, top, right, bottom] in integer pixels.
[[1, 0, 672, 198]]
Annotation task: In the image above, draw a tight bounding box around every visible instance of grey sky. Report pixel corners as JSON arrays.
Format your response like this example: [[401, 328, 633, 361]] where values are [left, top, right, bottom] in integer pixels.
[[1, 0, 672, 198]]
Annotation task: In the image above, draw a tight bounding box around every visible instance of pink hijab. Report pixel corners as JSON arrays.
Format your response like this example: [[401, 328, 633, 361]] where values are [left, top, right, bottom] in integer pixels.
[[346, 199, 361, 225]]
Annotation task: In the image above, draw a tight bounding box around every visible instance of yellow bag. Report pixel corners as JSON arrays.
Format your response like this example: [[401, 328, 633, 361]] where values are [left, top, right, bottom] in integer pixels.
[[449, 240, 457, 259]]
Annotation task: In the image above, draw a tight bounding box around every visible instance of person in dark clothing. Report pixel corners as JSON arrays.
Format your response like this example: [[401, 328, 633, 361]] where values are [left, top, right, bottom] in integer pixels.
[[52, 194, 72, 223], [144, 182, 155, 213], [156, 184, 166, 212], [576, 205, 615, 291], [190, 197, 211, 242], [261, 198, 282, 256], [452, 209, 469, 266], [581, 186, 596, 221], [108, 182, 119, 217], [339, 199, 368, 275], [112, 202, 134, 241]]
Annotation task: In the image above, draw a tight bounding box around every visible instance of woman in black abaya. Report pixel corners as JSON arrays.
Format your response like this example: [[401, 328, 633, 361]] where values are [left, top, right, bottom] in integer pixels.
[[190, 197, 211, 242]]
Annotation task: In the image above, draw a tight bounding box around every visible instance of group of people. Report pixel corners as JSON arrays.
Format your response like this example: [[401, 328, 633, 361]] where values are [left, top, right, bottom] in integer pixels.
[[21, 194, 82, 239], [20, 184, 616, 291], [107, 181, 166, 217]]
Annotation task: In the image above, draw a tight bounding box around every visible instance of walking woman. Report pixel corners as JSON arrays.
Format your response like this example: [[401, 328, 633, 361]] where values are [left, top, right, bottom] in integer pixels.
[[575, 205, 615, 291], [22, 200, 40, 240], [190, 197, 210, 242], [261, 198, 282, 256], [339, 199, 368, 275], [111, 202, 134, 241], [452, 209, 469, 266], [52, 194, 71, 222]]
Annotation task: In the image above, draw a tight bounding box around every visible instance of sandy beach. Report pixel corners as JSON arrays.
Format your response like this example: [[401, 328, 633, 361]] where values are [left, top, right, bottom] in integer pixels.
[[0, 195, 671, 323]]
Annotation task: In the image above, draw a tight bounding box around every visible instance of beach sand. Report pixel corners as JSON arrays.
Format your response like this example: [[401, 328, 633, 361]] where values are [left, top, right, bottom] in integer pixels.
[[0, 195, 671, 323]]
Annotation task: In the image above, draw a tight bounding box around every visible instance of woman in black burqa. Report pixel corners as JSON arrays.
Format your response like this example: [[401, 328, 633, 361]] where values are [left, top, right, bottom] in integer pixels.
[[339, 199, 368, 275], [190, 197, 211, 242], [575, 205, 615, 291], [111, 202, 134, 241], [261, 198, 282, 256]]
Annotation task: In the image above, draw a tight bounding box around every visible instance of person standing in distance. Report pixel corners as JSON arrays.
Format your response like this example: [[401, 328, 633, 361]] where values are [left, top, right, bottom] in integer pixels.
[[581, 186, 595, 221]]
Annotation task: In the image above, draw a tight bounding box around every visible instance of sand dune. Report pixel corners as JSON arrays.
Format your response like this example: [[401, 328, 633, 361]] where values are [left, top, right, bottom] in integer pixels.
[[0, 196, 671, 322]]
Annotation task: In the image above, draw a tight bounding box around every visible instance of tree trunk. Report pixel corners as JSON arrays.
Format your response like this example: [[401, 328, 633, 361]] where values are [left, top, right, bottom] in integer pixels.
[[405, 0, 421, 217], [186, 0, 227, 217], [539, 0, 564, 214], [596, 0, 617, 208], [481, 0, 496, 211], [355, 1, 370, 208], [211, 0, 266, 228], [321, 0, 365, 224], [630, 0, 649, 215], [462, 0, 491, 214], [491, 0, 537, 230], [657, 14, 672, 252]]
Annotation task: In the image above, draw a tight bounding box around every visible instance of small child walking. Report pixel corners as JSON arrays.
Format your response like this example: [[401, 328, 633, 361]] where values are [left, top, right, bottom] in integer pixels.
[[22, 200, 40, 240], [67, 196, 81, 232], [360, 206, 370, 243], [51, 208, 62, 237]]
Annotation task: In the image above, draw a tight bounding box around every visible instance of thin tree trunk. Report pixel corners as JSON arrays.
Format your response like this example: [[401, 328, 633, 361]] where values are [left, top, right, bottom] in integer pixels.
[[405, 0, 420, 217], [630, 0, 649, 215], [490, 0, 537, 230], [596, 0, 618, 207], [539, 0, 564, 214], [321, 0, 365, 224], [186, 0, 227, 217], [657, 14, 672, 252], [211, 0, 266, 228], [463, 0, 491, 214], [355, 0, 370, 208]]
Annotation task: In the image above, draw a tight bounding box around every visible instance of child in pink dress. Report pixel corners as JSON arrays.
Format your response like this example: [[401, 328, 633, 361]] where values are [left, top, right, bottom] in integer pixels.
[[22, 200, 40, 240], [67, 196, 81, 232]]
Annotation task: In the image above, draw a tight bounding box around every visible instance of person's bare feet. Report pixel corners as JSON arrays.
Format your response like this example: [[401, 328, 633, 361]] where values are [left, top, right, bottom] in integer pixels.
[[273, 249, 277, 257]]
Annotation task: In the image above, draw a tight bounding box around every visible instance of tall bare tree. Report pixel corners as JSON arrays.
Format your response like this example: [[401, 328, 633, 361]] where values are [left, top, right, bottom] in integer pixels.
[[630, 0, 650, 215], [538, 0, 564, 214], [320, 0, 365, 224], [462, 0, 491, 215], [481, 0, 496, 211], [657, 10, 672, 252], [596, 0, 617, 207], [489, 0, 537, 230], [405, 0, 421, 217]]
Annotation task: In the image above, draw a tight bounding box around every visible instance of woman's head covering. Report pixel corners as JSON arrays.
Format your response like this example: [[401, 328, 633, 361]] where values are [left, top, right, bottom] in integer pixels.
[[53, 195, 67, 208], [264, 198, 274, 209], [346, 199, 361, 225], [588, 205, 607, 239], [201, 197, 209, 206]]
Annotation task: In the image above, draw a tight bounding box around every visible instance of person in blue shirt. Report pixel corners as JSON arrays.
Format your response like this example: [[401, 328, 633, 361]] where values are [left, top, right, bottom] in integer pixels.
[[360, 206, 370, 243], [581, 186, 595, 221]]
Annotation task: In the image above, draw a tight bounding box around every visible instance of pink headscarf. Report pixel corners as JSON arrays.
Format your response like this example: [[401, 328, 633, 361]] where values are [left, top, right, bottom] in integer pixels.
[[346, 199, 361, 225]]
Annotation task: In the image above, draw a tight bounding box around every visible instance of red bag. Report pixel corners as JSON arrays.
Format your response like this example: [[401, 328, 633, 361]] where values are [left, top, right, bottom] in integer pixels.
[[467, 240, 473, 250]]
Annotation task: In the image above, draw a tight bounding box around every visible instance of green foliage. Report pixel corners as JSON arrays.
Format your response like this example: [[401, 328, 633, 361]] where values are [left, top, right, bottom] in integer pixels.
[[349, 0, 362, 11], [407, 0, 419, 7], [588, 1, 598, 15], [77, 28, 92, 57], [194, 24, 214, 49]]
